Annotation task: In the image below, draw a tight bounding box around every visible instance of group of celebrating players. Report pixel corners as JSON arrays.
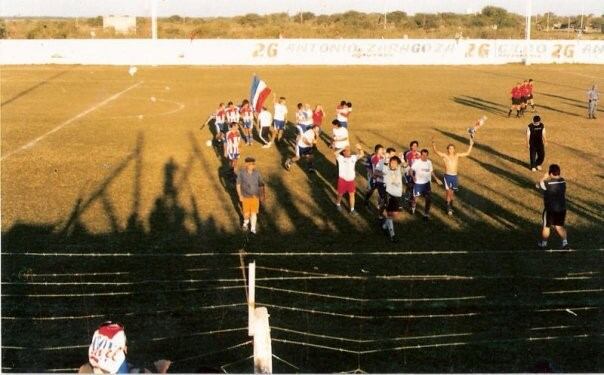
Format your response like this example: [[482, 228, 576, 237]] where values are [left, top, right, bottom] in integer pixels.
[[203, 82, 570, 248], [508, 78, 536, 118]]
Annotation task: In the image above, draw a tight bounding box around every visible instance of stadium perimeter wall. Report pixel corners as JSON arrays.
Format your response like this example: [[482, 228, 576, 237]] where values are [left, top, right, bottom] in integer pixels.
[[1, 39, 603, 65]]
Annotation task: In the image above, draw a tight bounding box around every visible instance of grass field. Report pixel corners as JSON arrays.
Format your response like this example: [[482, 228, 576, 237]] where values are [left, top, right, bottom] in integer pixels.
[[1, 64, 603, 373]]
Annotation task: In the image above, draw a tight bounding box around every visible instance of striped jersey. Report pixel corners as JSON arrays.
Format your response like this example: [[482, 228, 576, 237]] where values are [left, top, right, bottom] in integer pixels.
[[226, 130, 241, 156]]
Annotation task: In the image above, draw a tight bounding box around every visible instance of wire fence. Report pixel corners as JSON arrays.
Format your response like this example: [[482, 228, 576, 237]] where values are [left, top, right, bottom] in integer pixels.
[[2, 250, 603, 373]]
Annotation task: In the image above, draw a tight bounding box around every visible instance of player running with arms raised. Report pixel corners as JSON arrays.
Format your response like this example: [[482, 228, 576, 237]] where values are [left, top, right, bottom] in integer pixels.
[[432, 137, 474, 216]]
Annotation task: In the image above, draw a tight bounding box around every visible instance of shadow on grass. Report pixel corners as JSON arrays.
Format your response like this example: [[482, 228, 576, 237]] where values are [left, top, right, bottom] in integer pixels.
[[1, 68, 73, 107], [452, 96, 508, 117], [2, 131, 604, 373], [435, 129, 528, 169]]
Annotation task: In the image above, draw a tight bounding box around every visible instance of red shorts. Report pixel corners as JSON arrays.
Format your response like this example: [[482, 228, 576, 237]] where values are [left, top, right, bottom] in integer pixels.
[[337, 177, 356, 195]]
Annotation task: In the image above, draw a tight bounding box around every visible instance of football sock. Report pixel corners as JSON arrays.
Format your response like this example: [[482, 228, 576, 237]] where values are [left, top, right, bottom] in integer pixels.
[[386, 219, 395, 237], [250, 214, 257, 232], [562, 239, 568, 246]]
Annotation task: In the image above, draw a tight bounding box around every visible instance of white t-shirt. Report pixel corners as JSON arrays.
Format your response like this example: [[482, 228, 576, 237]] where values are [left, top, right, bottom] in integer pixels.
[[411, 159, 433, 184], [274, 103, 288, 121], [302, 109, 313, 126], [332, 127, 350, 149], [337, 154, 358, 181], [258, 110, 272, 127], [336, 106, 351, 123], [297, 129, 315, 148], [383, 166, 403, 197]]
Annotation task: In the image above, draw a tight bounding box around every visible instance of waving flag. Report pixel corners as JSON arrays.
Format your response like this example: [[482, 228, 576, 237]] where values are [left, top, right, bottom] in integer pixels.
[[250, 75, 272, 113]]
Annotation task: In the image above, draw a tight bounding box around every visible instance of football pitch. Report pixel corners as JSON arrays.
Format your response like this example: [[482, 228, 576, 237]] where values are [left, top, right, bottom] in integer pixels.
[[1, 64, 603, 372]]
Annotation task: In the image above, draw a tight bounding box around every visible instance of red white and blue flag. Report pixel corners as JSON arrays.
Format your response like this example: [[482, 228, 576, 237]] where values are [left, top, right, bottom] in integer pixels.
[[249, 75, 272, 113]]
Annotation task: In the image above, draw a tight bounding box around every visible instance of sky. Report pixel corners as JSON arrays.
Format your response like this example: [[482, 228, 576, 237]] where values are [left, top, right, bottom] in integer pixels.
[[1, 0, 602, 18]]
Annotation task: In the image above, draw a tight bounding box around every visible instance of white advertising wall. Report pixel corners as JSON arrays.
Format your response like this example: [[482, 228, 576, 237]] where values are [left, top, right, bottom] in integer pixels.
[[1, 39, 603, 65]]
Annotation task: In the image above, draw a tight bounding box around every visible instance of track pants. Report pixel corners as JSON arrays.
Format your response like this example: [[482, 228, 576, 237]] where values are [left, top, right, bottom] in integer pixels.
[[529, 142, 545, 169]]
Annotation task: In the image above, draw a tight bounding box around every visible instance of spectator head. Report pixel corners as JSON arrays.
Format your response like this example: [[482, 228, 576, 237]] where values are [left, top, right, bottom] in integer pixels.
[[340, 100, 347, 106], [528, 78, 533, 83], [242, 99, 249, 106], [342, 146, 351, 157], [420, 149, 429, 160], [533, 115, 541, 123], [244, 157, 256, 171], [386, 147, 396, 156], [297, 102, 303, 110], [347, 101, 352, 108], [230, 122, 238, 129], [409, 140, 419, 150], [447, 144, 455, 154], [548, 164, 561, 176], [279, 96, 286, 103], [374, 144, 384, 153], [227, 101, 233, 106], [218, 102, 224, 108], [88, 322, 127, 374], [332, 119, 341, 127], [389, 156, 401, 168]]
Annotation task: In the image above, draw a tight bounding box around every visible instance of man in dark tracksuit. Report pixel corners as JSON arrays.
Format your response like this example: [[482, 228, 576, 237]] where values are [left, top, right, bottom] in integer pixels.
[[526, 115, 546, 172], [537, 164, 569, 250]]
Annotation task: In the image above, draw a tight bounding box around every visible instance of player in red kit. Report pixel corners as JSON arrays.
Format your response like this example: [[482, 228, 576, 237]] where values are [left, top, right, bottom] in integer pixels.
[[508, 82, 523, 118], [519, 79, 530, 116]]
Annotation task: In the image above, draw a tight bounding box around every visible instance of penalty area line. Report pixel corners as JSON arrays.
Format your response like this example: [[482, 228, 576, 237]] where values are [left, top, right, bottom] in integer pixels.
[[1, 81, 143, 161]]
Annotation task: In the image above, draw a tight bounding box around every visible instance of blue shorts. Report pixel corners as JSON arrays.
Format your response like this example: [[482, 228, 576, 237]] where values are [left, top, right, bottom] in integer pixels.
[[296, 146, 313, 157], [443, 174, 459, 191], [296, 124, 306, 134], [243, 120, 253, 129], [339, 121, 348, 128], [413, 182, 431, 197], [274, 120, 285, 130], [405, 174, 414, 184]]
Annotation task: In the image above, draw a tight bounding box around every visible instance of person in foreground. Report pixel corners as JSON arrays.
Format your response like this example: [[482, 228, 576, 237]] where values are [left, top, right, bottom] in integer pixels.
[[237, 157, 266, 234], [536, 164, 569, 250], [80, 321, 172, 374]]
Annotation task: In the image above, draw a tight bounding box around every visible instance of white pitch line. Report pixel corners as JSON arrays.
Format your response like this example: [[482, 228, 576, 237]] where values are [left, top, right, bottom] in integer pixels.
[[1, 81, 143, 161]]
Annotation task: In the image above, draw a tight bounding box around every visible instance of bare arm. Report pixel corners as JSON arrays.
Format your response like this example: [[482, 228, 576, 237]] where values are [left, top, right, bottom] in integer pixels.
[[526, 128, 531, 148], [431, 140, 447, 158], [458, 139, 474, 157], [355, 144, 365, 158], [542, 128, 547, 146]]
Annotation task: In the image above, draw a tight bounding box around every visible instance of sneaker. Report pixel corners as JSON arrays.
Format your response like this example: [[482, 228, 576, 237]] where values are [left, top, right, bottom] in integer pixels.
[[308, 168, 316, 173], [389, 235, 398, 243], [423, 214, 429, 222], [336, 204, 342, 211], [448, 209, 453, 216], [562, 244, 570, 250], [537, 242, 546, 250], [531, 168, 537, 172], [411, 207, 416, 214], [350, 210, 358, 216], [536, 165, 542, 171], [242, 223, 248, 231], [250, 228, 257, 235]]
